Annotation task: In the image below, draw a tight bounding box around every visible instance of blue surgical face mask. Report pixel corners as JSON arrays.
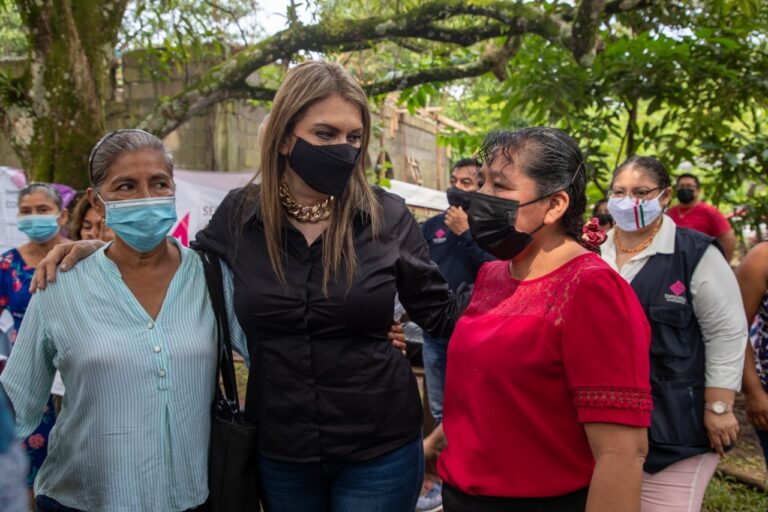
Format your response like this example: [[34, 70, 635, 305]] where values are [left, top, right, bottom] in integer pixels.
[[99, 195, 177, 253], [17, 214, 60, 243]]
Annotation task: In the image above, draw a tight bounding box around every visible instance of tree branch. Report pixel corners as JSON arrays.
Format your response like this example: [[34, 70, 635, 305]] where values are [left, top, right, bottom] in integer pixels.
[[604, 0, 655, 15], [227, 41, 520, 107], [571, 0, 607, 65], [138, 0, 653, 137], [202, 0, 249, 44], [363, 60, 495, 97], [139, 1, 564, 136]]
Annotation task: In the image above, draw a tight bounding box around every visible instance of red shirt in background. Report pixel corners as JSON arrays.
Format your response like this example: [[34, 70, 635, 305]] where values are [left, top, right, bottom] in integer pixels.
[[667, 202, 731, 238], [438, 253, 652, 499]]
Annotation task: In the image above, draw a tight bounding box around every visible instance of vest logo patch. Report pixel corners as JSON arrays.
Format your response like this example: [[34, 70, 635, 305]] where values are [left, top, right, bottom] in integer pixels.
[[432, 228, 447, 244], [670, 280, 686, 296], [664, 280, 687, 304]]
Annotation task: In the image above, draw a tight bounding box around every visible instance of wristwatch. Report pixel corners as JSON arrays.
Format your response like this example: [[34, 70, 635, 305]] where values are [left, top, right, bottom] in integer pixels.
[[704, 401, 733, 415]]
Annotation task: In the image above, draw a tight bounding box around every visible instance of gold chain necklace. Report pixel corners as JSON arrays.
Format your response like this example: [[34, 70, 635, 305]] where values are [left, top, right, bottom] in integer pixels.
[[279, 181, 334, 223], [614, 218, 662, 254]]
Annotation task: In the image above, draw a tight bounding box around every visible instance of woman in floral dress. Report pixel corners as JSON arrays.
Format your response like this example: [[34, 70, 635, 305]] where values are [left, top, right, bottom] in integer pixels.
[[0, 183, 69, 488]]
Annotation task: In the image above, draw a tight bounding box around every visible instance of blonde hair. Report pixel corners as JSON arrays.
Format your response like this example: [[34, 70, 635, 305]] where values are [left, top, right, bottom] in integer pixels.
[[248, 61, 381, 292]]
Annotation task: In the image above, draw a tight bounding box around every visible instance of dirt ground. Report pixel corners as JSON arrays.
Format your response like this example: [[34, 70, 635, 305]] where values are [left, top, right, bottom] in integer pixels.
[[721, 394, 768, 489]]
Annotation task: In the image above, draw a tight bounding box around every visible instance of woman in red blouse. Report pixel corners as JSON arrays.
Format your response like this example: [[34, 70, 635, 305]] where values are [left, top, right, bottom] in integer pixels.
[[432, 127, 653, 512]]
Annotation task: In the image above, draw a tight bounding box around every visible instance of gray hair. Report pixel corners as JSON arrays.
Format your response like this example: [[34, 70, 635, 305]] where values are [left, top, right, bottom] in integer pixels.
[[88, 129, 173, 189], [18, 183, 62, 211]]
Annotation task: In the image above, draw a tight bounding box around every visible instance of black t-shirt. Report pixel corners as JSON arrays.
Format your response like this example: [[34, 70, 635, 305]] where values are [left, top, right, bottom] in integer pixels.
[[195, 185, 458, 462]]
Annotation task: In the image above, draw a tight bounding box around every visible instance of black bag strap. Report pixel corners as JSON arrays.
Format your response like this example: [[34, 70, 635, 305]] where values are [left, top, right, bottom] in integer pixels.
[[198, 250, 239, 407]]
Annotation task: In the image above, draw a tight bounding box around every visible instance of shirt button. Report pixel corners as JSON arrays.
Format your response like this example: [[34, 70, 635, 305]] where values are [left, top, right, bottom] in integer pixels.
[[159, 369, 167, 377], [147, 321, 155, 329], [153, 346, 161, 353]]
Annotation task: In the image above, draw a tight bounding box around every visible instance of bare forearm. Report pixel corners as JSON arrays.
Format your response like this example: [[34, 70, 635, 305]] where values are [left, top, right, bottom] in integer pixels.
[[705, 387, 736, 405], [425, 423, 445, 452], [719, 231, 736, 263], [743, 346, 764, 395], [587, 453, 644, 512]]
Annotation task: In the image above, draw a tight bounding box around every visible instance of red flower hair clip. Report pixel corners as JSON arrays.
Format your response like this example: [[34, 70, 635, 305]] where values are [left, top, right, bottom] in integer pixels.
[[581, 217, 608, 248]]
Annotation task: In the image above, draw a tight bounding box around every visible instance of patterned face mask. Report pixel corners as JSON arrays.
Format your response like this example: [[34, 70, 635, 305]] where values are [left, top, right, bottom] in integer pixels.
[[607, 193, 664, 232]]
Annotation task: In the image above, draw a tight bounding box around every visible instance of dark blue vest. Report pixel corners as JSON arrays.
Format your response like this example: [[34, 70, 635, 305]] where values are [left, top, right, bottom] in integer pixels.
[[629, 227, 720, 473]]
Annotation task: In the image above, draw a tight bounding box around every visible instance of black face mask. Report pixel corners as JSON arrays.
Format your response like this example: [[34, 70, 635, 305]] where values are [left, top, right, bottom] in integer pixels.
[[288, 136, 361, 197], [595, 213, 613, 226], [453, 189, 546, 260], [446, 187, 470, 209], [676, 188, 695, 204]]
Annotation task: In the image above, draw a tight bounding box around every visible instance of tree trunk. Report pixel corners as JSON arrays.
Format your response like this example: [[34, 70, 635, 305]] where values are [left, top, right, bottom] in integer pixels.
[[626, 99, 638, 158], [6, 0, 126, 189]]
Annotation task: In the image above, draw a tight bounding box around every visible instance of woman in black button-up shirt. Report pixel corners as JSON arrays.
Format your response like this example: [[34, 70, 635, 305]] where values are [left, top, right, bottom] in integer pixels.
[[195, 61, 460, 511]]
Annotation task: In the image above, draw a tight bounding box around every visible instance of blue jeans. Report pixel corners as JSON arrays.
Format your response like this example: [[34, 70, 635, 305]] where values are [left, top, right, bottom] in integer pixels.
[[422, 334, 448, 424], [258, 437, 424, 512]]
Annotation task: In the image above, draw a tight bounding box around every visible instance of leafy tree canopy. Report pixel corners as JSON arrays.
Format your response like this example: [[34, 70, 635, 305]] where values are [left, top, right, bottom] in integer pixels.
[[0, 0, 765, 231]]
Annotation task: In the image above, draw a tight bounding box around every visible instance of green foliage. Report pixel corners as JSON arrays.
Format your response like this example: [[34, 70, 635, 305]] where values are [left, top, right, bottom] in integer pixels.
[[0, 0, 766, 207], [0, 7, 26, 56], [402, 1, 768, 230], [119, 0, 263, 81], [703, 473, 768, 511]]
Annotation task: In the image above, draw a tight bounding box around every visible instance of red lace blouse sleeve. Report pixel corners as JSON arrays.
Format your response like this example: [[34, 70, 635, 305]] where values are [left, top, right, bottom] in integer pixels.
[[562, 267, 652, 427]]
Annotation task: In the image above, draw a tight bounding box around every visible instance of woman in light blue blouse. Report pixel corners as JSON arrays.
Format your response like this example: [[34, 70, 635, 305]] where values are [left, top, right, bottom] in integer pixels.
[[0, 130, 240, 512], [6, 129, 406, 512]]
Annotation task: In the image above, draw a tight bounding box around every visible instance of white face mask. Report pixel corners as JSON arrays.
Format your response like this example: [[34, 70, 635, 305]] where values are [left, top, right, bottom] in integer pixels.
[[607, 193, 664, 232]]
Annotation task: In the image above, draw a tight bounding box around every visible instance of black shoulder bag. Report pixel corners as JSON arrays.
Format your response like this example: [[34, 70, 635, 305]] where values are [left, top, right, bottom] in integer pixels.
[[198, 250, 261, 512]]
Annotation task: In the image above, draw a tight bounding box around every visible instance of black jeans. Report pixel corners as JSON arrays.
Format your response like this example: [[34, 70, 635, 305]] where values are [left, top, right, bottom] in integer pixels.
[[442, 483, 588, 512], [36, 495, 209, 512]]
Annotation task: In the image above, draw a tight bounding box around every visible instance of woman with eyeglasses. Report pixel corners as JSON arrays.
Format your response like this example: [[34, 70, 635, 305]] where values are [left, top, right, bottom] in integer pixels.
[[0, 183, 69, 495], [601, 156, 747, 511]]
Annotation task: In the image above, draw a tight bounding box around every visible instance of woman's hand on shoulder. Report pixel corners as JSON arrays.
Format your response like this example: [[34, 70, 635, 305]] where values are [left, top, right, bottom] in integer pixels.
[[30, 240, 105, 292]]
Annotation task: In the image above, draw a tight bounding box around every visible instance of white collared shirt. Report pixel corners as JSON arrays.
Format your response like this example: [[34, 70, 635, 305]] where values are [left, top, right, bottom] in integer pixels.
[[602, 215, 747, 391]]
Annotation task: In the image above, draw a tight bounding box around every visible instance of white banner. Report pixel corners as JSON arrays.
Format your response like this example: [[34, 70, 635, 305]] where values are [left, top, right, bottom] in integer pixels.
[[171, 169, 253, 245], [169, 171, 447, 246], [0, 167, 29, 254], [0, 167, 445, 250]]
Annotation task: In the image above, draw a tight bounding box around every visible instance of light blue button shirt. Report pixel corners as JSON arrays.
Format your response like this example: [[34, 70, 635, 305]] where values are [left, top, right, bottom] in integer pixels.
[[0, 239, 246, 512]]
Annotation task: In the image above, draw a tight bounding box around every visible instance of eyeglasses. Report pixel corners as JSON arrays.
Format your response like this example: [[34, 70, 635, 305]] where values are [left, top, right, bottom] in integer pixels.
[[608, 186, 663, 200]]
